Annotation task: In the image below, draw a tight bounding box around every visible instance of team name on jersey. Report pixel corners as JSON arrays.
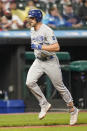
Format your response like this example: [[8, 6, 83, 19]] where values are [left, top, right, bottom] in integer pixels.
[[31, 36, 44, 42]]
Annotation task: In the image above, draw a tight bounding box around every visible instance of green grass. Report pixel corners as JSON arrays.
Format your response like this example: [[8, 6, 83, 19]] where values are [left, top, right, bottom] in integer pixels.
[[0, 112, 87, 127]]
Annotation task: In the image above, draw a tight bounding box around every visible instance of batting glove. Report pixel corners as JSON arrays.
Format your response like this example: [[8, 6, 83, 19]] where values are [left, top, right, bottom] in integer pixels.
[[31, 44, 42, 50]]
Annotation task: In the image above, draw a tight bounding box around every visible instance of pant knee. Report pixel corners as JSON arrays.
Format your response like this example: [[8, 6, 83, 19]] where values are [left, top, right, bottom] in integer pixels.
[[26, 80, 36, 89]]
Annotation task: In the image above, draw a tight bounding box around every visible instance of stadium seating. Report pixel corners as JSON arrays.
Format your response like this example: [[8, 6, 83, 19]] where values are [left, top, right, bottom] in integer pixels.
[[16, 0, 26, 10]]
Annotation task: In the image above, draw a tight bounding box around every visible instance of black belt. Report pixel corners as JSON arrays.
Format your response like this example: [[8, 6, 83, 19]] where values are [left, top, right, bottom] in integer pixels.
[[37, 56, 54, 61]]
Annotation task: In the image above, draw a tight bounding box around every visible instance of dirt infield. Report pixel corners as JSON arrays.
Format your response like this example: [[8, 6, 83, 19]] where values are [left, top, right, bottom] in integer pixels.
[[0, 110, 87, 116], [0, 124, 87, 129]]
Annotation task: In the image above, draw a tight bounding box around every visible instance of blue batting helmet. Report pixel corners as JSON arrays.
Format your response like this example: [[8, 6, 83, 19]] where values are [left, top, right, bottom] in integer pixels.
[[28, 9, 43, 22]]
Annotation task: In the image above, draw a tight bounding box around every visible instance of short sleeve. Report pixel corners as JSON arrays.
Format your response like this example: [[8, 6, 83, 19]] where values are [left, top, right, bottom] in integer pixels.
[[45, 28, 58, 44]]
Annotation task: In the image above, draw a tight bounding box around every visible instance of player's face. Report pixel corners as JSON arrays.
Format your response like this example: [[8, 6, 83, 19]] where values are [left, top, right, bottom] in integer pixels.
[[28, 17, 37, 27]]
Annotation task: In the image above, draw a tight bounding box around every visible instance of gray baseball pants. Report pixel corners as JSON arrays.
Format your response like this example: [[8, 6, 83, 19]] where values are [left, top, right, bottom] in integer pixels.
[[26, 56, 73, 107]]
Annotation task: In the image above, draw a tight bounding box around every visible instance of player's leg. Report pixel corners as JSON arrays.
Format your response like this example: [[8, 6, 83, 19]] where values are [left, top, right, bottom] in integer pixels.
[[26, 59, 51, 119], [44, 56, 78, 125], [44, 57, 72, 103]]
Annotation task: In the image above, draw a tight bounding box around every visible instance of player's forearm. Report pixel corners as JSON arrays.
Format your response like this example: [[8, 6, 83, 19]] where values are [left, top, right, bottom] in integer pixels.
[[42, 43, 60, 52]]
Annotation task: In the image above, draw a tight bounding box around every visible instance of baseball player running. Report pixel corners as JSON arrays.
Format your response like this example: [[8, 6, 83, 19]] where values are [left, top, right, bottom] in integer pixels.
[[26, 9, 79, 125]]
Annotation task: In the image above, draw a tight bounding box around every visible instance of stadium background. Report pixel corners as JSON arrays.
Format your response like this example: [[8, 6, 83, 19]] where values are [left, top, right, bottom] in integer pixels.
[[0, 0, 87, 113]]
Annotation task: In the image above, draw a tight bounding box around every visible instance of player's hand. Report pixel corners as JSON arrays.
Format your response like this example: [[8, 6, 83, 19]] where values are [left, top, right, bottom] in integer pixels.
[[31, 44, 42, 50]]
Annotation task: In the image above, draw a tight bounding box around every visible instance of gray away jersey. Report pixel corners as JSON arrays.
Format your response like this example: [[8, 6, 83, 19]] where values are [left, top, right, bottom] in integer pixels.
[[30, 24, 58, 58]]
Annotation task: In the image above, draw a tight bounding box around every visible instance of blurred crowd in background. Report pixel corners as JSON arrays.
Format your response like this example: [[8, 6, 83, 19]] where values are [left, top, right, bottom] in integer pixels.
[[0, 0, 87, 30]]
